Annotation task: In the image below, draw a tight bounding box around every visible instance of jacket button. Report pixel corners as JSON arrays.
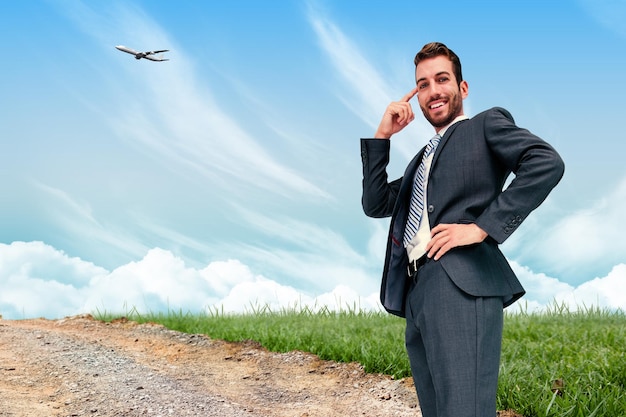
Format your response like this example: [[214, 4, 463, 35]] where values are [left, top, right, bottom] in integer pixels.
[[427, 205, 434, 213]]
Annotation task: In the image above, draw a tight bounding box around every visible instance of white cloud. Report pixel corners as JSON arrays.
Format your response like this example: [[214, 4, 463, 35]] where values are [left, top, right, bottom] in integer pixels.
[[2, 241, 624, 320], [560, 264, 626, 309], [0, 241, 106, 283], [0, 241, 105, 318], [0, 241, 381, 320], [85, 248, 214, 313], [310, 284, 382, 312], [212, 281, 382, 315], [510, 260, 626, 313], [513, 176, 626, 281]]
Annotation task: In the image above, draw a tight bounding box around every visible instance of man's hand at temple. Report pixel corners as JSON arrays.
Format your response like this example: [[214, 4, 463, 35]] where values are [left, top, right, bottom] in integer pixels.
[[374, 86, 419, 139]]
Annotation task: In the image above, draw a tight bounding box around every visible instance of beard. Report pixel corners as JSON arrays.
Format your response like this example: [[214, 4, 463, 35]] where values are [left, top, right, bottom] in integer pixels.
[[421, 90, 464, 128]]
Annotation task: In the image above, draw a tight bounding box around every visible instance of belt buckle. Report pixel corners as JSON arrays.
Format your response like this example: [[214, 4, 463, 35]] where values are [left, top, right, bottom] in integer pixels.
[[407, 256, 426, 277], [407, 259, 417, 277]]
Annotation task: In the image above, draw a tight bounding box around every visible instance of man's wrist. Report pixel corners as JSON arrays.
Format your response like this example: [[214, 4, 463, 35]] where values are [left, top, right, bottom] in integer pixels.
[[374, 130, 391, 139], [472, 224, 488, 241]]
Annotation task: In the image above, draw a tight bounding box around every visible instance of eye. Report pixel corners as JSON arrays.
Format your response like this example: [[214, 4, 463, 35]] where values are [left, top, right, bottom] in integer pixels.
[[437, 76, 450, 83], [417, 82, 428, 91]]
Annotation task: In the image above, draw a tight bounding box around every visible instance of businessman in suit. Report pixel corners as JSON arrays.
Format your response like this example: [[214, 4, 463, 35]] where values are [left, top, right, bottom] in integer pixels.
[[361, 42, 564, 417]]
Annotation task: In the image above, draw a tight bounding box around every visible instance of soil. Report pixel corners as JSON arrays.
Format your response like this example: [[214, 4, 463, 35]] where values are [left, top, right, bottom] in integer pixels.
[[0, 315, 523, 417]]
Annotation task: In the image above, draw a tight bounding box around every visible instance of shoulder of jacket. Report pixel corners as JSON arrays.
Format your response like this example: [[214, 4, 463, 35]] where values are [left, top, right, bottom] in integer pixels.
[[471, 107, 514, 123]]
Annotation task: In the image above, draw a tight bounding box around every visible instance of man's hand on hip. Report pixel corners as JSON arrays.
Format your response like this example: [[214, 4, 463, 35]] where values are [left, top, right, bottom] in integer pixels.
[[426, 223, 488, 261]]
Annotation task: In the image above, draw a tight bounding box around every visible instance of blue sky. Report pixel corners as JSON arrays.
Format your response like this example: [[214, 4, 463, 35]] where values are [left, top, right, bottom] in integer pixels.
[[1, 0, 625, 319]]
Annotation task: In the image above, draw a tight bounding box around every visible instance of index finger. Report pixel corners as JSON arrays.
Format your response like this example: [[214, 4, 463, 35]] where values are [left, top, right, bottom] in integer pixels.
[[430, 223, 448, 236], [400, 86, 419, 102]]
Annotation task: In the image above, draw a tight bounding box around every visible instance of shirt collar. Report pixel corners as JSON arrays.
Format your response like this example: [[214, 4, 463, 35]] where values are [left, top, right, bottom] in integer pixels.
[[436, 114, 469, 137]]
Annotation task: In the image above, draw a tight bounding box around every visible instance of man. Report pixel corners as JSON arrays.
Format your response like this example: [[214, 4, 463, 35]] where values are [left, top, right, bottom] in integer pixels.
[[360, 42, 564, 417]]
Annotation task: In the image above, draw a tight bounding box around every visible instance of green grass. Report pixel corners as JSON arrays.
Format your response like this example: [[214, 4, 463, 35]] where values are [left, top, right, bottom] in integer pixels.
[[498, 303, 625, 417], [95, 303, 625, 417]]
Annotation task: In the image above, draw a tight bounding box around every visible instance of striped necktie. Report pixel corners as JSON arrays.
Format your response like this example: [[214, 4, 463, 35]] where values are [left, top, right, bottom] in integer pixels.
[[403, 134, 441, 247]]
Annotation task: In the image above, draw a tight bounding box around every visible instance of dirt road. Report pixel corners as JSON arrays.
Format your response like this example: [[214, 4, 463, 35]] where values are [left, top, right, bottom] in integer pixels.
[[0, 315, 420, 416]]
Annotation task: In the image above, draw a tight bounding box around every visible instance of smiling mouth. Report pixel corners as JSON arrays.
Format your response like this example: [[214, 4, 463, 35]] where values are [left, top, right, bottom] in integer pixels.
[[429, 101, 446, 110]]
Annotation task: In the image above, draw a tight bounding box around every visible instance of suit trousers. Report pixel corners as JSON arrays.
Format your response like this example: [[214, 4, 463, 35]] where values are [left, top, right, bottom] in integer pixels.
[[405, 258, 504, 417]]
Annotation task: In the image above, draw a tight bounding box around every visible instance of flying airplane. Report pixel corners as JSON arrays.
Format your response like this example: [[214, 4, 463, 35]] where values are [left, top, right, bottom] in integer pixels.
[[115, 45, 169, 61]]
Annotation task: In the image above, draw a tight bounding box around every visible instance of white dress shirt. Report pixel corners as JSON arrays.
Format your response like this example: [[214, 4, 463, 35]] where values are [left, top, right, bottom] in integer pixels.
[[406, 115, 469, 261]]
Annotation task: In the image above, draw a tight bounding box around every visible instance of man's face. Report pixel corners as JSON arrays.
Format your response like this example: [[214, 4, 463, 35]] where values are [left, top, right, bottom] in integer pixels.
[[415, 55, 468, 129]]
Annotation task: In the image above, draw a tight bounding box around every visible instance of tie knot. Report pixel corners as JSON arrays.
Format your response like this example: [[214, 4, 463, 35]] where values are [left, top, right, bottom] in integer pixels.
[[424, 134, 441, 156]]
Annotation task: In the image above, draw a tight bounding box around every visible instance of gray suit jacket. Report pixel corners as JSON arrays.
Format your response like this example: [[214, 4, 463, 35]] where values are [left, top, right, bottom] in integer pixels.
[[361, 107, 564, 317]]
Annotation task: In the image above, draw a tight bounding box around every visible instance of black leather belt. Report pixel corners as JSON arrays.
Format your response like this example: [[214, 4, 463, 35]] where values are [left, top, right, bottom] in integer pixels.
[[407, 255, 428, 277]]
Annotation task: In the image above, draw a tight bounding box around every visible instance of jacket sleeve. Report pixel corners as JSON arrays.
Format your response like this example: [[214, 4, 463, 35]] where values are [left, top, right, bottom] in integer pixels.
[[475, 107, 565, 243], [360, 138, 402, 218]]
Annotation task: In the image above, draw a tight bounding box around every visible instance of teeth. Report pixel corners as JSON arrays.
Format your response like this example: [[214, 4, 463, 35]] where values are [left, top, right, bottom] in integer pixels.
[[430, 102, 444, 109]]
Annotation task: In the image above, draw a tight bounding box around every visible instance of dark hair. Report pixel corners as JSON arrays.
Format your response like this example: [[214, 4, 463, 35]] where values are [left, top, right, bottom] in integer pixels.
[[414, 42, 463, 84]]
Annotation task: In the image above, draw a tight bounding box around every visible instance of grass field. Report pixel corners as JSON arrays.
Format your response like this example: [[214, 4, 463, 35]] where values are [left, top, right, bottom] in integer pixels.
[[96, 304, 625, 417]]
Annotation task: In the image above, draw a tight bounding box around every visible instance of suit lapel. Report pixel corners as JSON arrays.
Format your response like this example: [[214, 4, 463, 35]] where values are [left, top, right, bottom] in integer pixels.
[[398, 148, 424, 205], [432, 118, 466, 167], [398, 118, 468, 218]]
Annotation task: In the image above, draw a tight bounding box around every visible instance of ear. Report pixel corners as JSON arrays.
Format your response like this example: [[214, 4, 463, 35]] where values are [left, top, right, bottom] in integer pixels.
[[459, 80, 469, 99]]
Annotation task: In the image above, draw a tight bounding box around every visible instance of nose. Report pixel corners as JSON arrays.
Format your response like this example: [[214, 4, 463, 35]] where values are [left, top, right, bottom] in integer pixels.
[[426, 82, 444, 97]]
